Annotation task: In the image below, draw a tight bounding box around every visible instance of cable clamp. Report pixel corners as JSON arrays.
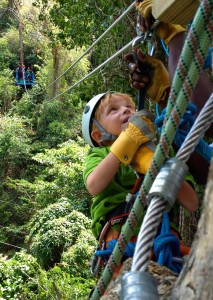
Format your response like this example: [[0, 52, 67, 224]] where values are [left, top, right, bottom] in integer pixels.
[[147, 158, 188, 211]]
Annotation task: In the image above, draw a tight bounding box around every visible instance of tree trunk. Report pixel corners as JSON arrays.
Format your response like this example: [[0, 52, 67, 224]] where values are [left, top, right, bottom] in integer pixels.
[[52, 46, 60, 98], [18, 2, 24, 65], [169, 160, 213, 299]]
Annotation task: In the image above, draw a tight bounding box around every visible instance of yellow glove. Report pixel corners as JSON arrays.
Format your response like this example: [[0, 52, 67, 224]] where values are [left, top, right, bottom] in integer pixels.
[[144, 54, 170, 103], [136, 0, 152, 24], [124, 49, 170, 103], [156, 23, 186, 45], [131, 142, 155, 175], [110, 109, 156, 165], [136, 0, 186, 45]]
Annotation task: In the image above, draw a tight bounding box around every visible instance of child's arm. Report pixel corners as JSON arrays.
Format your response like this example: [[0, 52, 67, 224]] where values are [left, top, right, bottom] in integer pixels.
[[87, 110, 156, 196], [86, 152, 120, 196], [176, 181, 199, 213]]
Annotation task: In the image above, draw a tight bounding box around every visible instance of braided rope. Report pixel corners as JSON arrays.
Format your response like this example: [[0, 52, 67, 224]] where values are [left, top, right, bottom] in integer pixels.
[[132, 92, 213, 273], [131, 0, 213, 273], [166, 0, 212, 118], [90, 1, 213, 298], [132, 196, 167, 272], [177, 93, 213, 163]]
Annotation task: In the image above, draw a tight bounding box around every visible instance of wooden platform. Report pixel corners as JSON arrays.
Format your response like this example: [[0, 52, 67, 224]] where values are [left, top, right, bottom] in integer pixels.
[[152, 0, 200, 25]]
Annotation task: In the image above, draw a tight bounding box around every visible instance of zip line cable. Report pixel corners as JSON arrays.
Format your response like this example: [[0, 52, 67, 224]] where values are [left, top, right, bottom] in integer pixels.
[[50, 39, 134, 101], [4, 3, 135, 101], [48, 18, 159, 102], [0, 240, 23, 249], [47, 2, 135, 88], [14, 2, 135, 102]]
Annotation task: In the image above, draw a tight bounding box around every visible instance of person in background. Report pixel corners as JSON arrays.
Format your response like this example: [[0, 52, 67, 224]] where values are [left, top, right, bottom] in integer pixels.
[[124, 0, 213, 185]]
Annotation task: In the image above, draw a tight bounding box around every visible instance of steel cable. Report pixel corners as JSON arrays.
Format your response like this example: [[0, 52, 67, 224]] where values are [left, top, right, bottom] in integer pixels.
[[48, 2, 135, 88], [132, 92, 213, 273]]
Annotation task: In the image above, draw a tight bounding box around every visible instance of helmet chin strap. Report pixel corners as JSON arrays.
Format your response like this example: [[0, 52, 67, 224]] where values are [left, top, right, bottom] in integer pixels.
[[93, 119, 117, 142]]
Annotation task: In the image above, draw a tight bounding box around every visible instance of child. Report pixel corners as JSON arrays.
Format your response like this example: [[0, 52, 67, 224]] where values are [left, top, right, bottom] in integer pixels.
[[82, 92, 198, 263]]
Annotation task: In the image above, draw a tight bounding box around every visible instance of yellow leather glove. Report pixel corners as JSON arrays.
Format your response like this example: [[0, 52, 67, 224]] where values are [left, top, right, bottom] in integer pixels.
[[136, 0, 152, 23], [156, 23, 186, 45], [124, 49, 170, 103], [144, 54, 170, 103], [131, 142, 155, 175], [136, 0, 186, 45], [110, 109, 156, 165]]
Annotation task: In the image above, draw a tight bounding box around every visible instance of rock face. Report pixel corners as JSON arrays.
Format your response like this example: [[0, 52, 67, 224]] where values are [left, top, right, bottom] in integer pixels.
[[100, 259, 178, 299]]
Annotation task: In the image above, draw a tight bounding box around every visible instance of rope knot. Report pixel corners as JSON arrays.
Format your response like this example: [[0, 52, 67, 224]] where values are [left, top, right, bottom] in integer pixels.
[[154, 212, 182, 273]]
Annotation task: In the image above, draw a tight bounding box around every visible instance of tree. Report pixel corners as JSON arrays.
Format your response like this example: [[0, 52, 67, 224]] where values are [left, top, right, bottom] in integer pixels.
[[0, 69, 18, 112], [33, 0, 137, 96]]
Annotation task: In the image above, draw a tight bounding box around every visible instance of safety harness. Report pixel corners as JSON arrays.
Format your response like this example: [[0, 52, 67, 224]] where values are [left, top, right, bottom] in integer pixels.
[[90, 171, 188, 276], [90, 176, 143, 276]]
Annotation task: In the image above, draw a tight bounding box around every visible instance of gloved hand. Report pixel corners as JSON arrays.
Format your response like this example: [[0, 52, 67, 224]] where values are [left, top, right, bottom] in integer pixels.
[[124, 49, 170, 103], [136, 0, 186, 45], [111, 109, 156, 165], [135, 0, 152, 29], [131, 141, 155, 174]]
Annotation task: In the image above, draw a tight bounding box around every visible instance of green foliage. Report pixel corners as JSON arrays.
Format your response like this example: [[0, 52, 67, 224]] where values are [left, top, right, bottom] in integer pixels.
[[33, 0, 135, 97], [45, 0, 125, 48], [0, 251, 45, 299], [27, 200, 75, 239], [27, 208, 93, 269], [0, 250, 96, 299], [0, 36, 17, 69], [36, 100, 72, 147], [13, 93, 83, 149], [61, 230, 96, 279], [0, 115, 32, 180], [7, 139, 91, 210], [0, 69, 19, 113], [44, 266, 96, 300]]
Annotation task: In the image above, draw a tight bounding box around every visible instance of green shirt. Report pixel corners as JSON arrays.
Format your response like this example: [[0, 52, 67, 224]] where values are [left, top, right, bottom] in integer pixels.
[[83, 146, 137, 238], [83, 146, 196, 239]]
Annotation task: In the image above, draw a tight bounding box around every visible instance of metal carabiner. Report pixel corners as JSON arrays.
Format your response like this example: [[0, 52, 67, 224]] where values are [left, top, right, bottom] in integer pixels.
[[90, 240, 105, 276]]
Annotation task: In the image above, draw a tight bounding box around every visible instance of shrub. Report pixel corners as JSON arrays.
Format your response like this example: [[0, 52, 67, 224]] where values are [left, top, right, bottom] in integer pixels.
[[60, 230, 96, 279], [0, 251, 45, 299], [27, 209, 93, 269]]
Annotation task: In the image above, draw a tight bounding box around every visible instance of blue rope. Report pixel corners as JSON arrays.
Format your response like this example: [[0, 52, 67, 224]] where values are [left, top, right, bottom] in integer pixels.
[[160, 39, 169, 57], [203, 46, 213, 70], [155, 104, 213, 162], [95, 238, 136, 259], [154, 212, 182, 274]]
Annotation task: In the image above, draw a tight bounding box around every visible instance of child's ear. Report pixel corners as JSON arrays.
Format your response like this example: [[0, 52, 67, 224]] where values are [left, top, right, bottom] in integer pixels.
[[91, 130, 102, 144]]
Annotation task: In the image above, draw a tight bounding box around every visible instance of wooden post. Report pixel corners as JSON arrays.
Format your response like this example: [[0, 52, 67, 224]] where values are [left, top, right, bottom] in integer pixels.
[[152, 0, 199, 25]]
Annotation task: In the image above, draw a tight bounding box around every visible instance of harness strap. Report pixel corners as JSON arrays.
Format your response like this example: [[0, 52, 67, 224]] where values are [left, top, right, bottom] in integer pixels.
[[132, 175, 144, 194], [91, 176, 144, 276], [98, 213, 129, 248], [99, 175, 145, 247]]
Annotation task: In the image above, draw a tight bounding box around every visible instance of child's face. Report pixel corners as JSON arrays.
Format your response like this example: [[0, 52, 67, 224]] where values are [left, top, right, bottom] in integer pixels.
[[98, 94, 136, 136]]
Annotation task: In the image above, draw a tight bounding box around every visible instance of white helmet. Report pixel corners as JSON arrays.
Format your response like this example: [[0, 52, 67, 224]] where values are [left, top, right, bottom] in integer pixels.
[[82, 93, 117, 147]]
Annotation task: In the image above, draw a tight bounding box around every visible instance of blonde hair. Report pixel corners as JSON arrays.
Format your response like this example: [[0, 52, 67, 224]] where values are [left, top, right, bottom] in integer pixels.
[[92, 92, 135, 131]]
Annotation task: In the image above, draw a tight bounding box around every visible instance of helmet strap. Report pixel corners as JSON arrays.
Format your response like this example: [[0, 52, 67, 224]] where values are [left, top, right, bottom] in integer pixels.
[[93, 119, 117, 142]]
